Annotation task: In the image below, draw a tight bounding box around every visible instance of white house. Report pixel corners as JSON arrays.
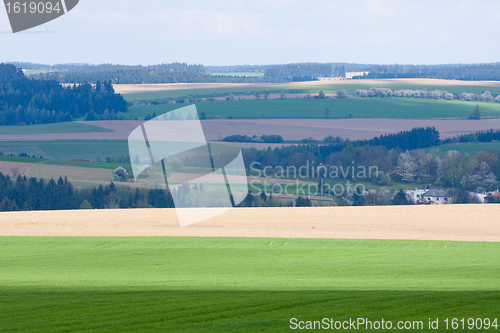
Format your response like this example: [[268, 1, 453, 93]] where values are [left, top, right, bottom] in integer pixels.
[[470, 192, 488, 203], [405, 189, 427, 204], [423, 189, 453, 204]]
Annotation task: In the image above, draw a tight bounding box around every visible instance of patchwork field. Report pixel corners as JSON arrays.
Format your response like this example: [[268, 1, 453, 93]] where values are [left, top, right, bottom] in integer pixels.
[[127, 98, 500, 119], [3, 116, 500, 146], [117, 78, 500, 101], [0, 141, 129, 160], [0, 122, 112, 135], [0, 206, 499, 332], [199, 118, 500, 141], [427, 142, 500, 156]]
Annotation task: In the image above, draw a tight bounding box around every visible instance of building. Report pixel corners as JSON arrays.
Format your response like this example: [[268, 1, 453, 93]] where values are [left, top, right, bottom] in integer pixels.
[[470, 192, 488, 203], [423, 189, 453, 204], [405, 189, 428, 204]]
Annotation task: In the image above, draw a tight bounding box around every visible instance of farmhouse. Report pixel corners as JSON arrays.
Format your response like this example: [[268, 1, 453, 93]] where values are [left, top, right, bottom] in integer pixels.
[[422, 189, 453, 205], [405, 189, 427, 204]]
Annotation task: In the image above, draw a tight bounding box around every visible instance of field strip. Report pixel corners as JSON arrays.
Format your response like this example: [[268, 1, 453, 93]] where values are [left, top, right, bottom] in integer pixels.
[[0, 161, 33, 176], [0, 205, 498, 241], [2, 118, 500, 142], [113, 79, 500, 94]]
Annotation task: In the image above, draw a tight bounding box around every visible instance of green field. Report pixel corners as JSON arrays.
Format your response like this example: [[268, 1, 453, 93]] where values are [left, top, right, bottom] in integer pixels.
[[22, 69, 58, 75], [0, 237, 497, 332], [123, 83, 500, 102], [0, 122, 112, 135], [0, 155, 132, 173], [0, 140, 129, 160], [128, 97, 500, 119], [427, 142, 500, 156]]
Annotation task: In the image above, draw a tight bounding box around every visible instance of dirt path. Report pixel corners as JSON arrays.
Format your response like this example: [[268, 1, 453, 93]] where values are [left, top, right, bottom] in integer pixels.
[[1, 206, 498, 241]]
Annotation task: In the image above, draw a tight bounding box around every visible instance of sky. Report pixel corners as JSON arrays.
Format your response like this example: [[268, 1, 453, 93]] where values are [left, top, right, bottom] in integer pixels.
[[1, 0, 500, 66]]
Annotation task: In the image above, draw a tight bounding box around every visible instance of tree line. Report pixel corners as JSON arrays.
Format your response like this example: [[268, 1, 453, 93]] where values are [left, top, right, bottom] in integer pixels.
[[0, 64, 127, 125], [223, 134, 285, 143], [242, 127, 440, 170], [352, 63, 500, 81], [445, 129, 500, 144], [35, 70, 289, 84], [0, 174, 175, 211], [0, 173, 308, 212], [14, 62, 208, 74], [264, 63, 333, 79]]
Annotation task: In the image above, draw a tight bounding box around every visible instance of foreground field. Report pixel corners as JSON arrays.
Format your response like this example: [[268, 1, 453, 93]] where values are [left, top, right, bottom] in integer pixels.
[[1, 206, 499, 241], [0, 236, 498, 332]]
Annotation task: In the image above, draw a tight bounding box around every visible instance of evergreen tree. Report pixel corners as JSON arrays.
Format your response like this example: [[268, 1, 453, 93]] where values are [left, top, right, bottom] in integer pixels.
[[295, 196, 312, 207], [79, 199, 93, 209], [0, 197, 12, 211], [391, 190, 410, 205]]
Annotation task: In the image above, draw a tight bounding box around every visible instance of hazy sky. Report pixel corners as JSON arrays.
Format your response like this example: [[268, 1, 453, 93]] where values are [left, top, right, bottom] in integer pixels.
[[1, 0, 500, 66]]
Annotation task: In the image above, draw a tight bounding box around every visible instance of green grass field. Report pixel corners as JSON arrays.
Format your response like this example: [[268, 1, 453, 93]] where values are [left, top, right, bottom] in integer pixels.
[[0, 237, 498, 332], [22, 69, 58, 75], [123, 82, 500, 102], [127, 97, 500, 119], [0, 155, 132, 173], [426, 142, 500, 156], [0, 140, 129, 160], [0, 122, 112, 135]]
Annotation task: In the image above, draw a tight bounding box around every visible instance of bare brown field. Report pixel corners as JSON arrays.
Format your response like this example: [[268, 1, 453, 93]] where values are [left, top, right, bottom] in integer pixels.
[[113, 79, 500, 94], [200, 118, 500, 141], [1, 118, 499, 142], [0, 161, 33, 176], [0, 161, 112, 185], [26, 164, 112, 182], [0, 205, 498, 241]]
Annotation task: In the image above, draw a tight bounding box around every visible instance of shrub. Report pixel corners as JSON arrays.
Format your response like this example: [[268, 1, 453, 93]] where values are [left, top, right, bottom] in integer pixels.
[[112, 167, 128, 181]]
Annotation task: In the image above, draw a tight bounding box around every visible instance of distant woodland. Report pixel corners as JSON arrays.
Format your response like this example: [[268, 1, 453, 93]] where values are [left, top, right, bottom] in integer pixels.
[[352, 63, 500, 81], [0, 64, 127, 125], [13, 61, 500, 83], [35, 70, 288, 84]]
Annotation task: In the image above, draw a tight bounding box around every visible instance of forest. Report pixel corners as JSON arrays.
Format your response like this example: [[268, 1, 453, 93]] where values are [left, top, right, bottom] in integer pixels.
[[14, 61, 500, 82], [35, 69, 289, 84], [14, 62, 208, 74], [0, 174, 174, 211], [264, 63, 333, 79], [0, 64, 127, 125], [241, 127, 441, 170], [352, 63, 500, 81]]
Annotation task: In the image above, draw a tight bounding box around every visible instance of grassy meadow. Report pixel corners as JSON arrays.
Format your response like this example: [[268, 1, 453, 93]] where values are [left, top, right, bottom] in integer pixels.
[[0, 140, 129, 160], [0, 237, 498, 332], [0, 122, 112, 135], [127, 97, 500, 119], [0, 155, 131, 172], [426, 142, 500, 156]]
